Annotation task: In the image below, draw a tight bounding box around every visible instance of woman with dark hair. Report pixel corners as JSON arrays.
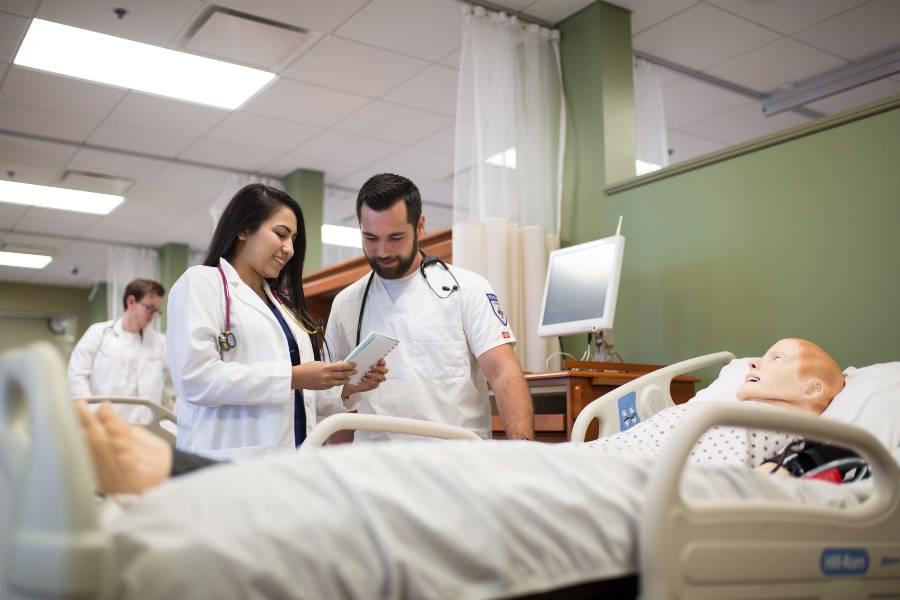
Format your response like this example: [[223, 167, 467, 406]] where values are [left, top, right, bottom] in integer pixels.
[[166, 184, 386, 459]]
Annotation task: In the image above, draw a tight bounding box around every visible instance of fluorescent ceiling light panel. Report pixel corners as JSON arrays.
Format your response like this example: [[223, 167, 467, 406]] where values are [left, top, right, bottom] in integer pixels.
[[14, 19, 276, 110], [0, 180, 124, 215], [322, 224, 362, 248], [0, 251, 53, 269]]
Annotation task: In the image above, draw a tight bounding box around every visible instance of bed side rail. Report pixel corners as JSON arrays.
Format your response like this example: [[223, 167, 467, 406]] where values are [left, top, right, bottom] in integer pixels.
[[302, 413, 481, 451], [86, 397, 177, 446], [571, 351, 735, 443], [0, 342, 108, 598], [640, 403, 900, 600]]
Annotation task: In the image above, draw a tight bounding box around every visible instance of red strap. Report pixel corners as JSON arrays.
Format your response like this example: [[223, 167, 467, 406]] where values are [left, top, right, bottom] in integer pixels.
[[807, 468, 843, 484]]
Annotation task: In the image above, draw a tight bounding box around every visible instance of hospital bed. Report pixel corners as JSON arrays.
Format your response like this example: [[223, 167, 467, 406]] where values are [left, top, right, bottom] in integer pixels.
[[1, 342, 898, 599]]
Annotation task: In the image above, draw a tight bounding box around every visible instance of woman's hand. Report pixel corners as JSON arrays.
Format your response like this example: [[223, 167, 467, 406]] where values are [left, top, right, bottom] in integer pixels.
[[341, 359, 389, 399], [292, 361, 357, 390]]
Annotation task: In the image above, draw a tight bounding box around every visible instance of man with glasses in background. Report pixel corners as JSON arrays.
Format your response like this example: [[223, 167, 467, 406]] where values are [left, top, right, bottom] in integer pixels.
[[68, 278, 169, 421]]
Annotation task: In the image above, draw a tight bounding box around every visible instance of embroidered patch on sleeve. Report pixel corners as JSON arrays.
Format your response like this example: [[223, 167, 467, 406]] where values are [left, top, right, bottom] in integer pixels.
[[486, 293, 508, 326], [502, 330, 510, 339]]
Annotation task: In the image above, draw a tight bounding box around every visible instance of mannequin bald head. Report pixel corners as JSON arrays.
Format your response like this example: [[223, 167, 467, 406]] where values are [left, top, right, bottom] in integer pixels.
[[736, 338, 844, 414]]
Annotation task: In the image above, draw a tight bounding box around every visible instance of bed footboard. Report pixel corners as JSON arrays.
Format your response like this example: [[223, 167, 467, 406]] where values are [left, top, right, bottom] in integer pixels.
[[640, 403, 900, 599], [0, 342, 108, 598], [571, 351, 735, 443]]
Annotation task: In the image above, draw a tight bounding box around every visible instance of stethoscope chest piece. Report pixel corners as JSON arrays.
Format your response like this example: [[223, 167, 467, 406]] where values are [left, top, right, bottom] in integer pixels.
[[219, 330, 236, 352]]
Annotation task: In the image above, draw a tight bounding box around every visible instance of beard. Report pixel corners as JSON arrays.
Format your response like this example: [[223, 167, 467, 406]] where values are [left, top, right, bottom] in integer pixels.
[[366, 230, 419, 279]]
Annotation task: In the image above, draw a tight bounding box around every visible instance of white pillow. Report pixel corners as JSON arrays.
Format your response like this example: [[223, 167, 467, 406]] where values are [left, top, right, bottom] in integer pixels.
[[688, 357, 900, 452]]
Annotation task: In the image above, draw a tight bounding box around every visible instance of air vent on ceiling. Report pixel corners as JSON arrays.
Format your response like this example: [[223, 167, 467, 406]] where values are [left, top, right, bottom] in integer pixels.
[[182, 6, 317, 71], [59, 170, 133, 196]]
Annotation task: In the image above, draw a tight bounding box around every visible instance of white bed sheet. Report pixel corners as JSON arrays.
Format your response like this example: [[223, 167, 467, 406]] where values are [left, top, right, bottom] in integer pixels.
[[106, 441, 868, 600]]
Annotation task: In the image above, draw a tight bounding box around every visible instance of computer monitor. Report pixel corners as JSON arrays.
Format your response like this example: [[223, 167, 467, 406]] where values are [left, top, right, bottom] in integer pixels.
[[537, 234, 625, 338]]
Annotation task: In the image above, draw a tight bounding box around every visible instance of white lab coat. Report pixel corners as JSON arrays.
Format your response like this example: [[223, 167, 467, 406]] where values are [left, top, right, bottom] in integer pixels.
[[166, 258, 335, 460], [323, 264, 516, 441], [67, 319, 167, 422]]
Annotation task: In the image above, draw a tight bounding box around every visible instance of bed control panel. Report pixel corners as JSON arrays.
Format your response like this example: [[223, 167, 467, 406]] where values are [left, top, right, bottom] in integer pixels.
[[618, 392, 640, 431]]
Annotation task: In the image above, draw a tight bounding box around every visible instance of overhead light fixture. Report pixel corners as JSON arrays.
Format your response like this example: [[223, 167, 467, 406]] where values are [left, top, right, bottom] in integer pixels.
[[0, 250, 53, 269], [14, 19, 276, 110], [762, 48, 900, 117], [321, 224, 362, 249], [486, 148, 517, 169], [0, 180, 124, 215]]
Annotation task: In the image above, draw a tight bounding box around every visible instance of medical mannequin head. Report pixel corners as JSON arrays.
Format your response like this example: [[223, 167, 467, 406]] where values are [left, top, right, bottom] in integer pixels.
[[737, 338, 844, 414], [121, 278, 164, 333], [204, 184, 316, 328], [357, 174, 425, 279]]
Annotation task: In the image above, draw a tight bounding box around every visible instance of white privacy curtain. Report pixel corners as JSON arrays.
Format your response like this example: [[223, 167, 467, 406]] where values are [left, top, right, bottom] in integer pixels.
[[107, 245, 160, 328], [633, 58, 669, 174], [452, 4, 564, 373], [210, 172, 283, 228]]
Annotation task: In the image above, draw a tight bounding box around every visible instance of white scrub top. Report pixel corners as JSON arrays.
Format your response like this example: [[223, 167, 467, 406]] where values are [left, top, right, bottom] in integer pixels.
[[166, 258, 332, 460], [67, 318, 167, 423], [323, 263, 516, 441]]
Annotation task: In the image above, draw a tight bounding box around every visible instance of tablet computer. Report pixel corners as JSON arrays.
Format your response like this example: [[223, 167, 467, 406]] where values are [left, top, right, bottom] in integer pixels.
[[344, 332, 399, 385]]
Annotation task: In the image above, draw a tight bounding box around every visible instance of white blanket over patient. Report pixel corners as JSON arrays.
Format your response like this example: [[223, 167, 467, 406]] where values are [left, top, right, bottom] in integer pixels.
[[108, 441, 865, 600]]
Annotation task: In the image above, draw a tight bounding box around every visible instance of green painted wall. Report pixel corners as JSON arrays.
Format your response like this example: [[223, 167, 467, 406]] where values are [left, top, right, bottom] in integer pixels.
[[559, 2, 900, 376], [158, 243, 188, 331], [89, 282, 107, 323], [284, 168, 325, 272]]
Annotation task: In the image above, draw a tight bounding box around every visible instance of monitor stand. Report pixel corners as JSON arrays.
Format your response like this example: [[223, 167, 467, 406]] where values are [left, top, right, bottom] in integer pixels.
[[592, 329, 622, 363]]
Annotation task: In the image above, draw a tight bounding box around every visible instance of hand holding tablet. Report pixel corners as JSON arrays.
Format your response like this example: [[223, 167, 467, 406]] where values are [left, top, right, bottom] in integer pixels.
[[344, 332, 399, 385]]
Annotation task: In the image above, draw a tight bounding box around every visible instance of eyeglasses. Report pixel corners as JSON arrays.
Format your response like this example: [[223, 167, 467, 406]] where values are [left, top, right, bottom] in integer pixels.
[[139, 302, 162, 317]]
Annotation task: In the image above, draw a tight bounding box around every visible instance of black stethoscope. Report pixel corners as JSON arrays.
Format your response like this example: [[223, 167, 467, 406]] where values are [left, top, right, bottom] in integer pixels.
[[356, 251, 460, 345], [216, 260, 323, 355]]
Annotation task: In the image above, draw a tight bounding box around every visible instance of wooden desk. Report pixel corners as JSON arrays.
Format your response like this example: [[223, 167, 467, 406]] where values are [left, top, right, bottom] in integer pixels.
[[492, 360, 699, 443]]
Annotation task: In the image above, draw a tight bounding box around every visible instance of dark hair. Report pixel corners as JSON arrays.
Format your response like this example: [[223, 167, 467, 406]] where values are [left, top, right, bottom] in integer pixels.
[[356, 173, 422, 226], [122, 278, 165, 310], [203, 183, 317, 333]]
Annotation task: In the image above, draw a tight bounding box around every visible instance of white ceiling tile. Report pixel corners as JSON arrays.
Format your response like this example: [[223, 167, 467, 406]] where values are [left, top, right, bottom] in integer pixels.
[[212, 0, 369, 35], [0, 61, 8, 81], [335, 0, 462, 61], [105, 92, 228, 138], [0, 201, 28, 226], [14, 206, 102, 237], [24, 267, 99, 287], [663, 77, 750, 128], [204, 111, 321, 153], [89, 196, 190, 234], [681, 102, 810, 146], [0, 11, 27, 62], [126, 180, 218, 209], [0, 0, 39, 17], [706, 38, 847, 93], [382, 64, 458, 116], [36, 0, 204, 47], [290, 130, 404, 167], [659, 66, 684, 87], [439, 49, 460, 68], [282, 36, 428, 97], [243, 78, 369, 127], [333, 101, 453, 144], [707, 0, 868, 35], [151, 162, 232, 194], [793, 0, 900, 61], [632, 4, 780, 71], [88, 120, 196, 157], [525, 0, 604, 25], [415, 126, 454, 154], [179, 138, 283, 172], [0, 265, 32, 282], [263, 152, 357, 181], [0, 133, 76, 166], [603, 0, 697, 34], [365, 147, 453, 181], [64, 239, 109, 269], [3, 230, 72, 251], [666, 128, 726, 164], [68, 147, 167, 181], [418, 179, 453, 208], [488, 0, 535, 11], [0, 160, 62, 186], [0, 66, 127, 117], [807, 78, 900, 115], [34, 248, 106, 286], [0, 100, 101, 141], [154, 206, 215, 250]]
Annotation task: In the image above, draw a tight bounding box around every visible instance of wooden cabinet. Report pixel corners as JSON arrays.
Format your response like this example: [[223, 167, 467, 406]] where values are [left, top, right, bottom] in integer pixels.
[[492, 360, 698, 443]]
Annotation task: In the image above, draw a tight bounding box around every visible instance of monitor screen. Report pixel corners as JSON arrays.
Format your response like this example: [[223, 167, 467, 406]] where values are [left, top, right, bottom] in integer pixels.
[[538, 235, 624, 337]]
